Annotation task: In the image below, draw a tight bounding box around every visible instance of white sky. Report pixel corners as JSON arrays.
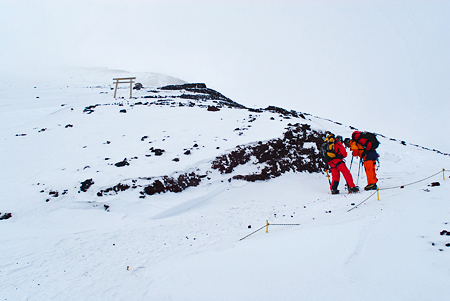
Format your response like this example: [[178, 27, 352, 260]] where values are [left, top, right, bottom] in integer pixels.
[[1, 0, 449, 151]]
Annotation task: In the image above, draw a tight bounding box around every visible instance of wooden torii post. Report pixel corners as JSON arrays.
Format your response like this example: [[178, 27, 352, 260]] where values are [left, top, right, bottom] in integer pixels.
[[112, 77, 136, 98]]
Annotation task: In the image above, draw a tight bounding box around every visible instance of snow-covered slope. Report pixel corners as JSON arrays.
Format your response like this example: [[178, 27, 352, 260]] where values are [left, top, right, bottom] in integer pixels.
[[1, 68, 449, 300]]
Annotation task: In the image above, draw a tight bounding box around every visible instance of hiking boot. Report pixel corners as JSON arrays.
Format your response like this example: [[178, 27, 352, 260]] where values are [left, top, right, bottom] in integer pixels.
[[331, 189, 340, 195], [348, 186, 359, 193], [364, 183, 377, 191]]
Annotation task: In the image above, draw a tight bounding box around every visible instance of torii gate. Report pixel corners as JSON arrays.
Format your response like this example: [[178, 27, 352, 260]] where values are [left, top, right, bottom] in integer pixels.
[[112, 77, 136, 98]]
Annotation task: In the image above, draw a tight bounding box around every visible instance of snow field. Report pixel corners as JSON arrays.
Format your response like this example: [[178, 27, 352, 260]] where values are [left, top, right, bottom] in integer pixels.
[[1, 69, 450, 300]]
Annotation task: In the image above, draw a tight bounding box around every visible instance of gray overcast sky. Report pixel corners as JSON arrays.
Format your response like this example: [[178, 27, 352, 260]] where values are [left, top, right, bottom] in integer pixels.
[[1, 0, 450, 151]]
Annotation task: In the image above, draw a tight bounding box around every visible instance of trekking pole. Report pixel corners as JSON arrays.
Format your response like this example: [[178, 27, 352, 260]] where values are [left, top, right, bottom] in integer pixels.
[[356, 158, 362, 186], [349, 156, 354, 171], [326, 169, 331, 188]]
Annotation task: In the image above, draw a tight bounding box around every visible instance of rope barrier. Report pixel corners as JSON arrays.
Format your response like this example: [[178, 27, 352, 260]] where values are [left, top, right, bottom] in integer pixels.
[[347, 191, 377, 212], [269, 223, 302, 226], [378, 170, 444, 191], [239, 221, 300, 241], [239, 225, 266, 241], [348, 168, 448, 212], [241, 169, 448, 240]]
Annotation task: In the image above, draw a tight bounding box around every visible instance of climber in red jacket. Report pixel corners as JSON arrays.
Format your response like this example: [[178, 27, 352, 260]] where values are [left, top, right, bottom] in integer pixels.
[[322, 134, 359, 194]]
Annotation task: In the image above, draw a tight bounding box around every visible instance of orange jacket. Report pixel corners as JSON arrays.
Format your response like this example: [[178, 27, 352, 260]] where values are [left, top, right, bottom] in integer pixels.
[[349, 141, 365, 158]]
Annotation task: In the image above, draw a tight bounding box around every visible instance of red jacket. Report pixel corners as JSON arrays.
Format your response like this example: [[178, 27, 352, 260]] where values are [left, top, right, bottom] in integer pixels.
[[327, 141, 347, 168], [334, 141, 347, 158]]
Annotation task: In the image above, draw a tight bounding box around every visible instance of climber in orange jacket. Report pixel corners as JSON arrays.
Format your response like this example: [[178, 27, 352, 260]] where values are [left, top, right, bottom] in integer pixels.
[[345, 134, 379, 191]]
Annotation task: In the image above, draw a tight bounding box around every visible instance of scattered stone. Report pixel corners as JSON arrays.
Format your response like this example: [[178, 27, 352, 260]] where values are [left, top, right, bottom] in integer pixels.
[[173, 158, 180, 162], [184, 150, 191, 155], [83, 104, 99, 114], [151, 148, 165, 156], [98, 183, 131, 196], [207, 106, 220, 112], [80, 178, 94, 192], [264, 106, 298, 117], [133, 83, 143, 90], [0, 213, 12, 220], [15, 134, 27, 136], [65, 124, 73, 128], [430, 182, 440, 187], [115, 159, 129, 167], [49, 190, 59, 197], [119, 109, 127, 113]]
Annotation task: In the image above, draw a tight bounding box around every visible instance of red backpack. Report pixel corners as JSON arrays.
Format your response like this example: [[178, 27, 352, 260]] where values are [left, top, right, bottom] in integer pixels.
[[352, 131, 380, 151]]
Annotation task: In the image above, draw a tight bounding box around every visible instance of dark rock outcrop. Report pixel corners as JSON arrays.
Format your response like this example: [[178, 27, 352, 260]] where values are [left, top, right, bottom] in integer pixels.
[[212, 123, 326, 181], [143, 172, 203, 195]]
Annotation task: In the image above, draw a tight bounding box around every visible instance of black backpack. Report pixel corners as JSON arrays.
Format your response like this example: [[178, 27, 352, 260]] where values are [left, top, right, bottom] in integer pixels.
[[352, 131, 380, 151]]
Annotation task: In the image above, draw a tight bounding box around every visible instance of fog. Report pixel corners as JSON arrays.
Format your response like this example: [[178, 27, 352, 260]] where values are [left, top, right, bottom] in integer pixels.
[[1, 0, 449, 151]]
